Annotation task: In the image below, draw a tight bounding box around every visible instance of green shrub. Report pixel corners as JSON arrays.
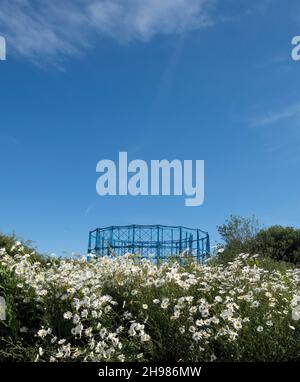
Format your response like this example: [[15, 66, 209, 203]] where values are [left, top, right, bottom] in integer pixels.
[[253, 226, 300, 264], [216, 216, 300, 266], [215, 215, 260, 264], [0, 234, 48, 360], [1, 245, 300, 362], [0, 232, 46, 263]]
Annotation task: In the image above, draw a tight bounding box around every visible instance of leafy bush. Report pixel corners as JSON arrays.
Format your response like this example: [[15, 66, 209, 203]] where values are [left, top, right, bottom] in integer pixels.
[[254, 226, 300, 264], [216, 215, 260, 264], [1, 243, 300, 362], [217, 215, 260, 249], [216, 216, 300, 265], [0, 232, 45, 263]]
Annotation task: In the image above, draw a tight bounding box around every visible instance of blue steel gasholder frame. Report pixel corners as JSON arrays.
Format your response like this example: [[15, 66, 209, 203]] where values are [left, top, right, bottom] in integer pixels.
[[88, 224, 210, 263]]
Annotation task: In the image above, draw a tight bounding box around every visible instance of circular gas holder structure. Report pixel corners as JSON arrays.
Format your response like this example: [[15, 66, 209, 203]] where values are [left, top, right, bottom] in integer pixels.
[[88, 224, 210, 263]]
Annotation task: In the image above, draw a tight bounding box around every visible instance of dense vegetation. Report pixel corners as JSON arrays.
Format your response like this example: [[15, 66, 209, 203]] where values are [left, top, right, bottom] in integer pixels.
[[1, 218, 300, 362], [216, 215, 300, 266]]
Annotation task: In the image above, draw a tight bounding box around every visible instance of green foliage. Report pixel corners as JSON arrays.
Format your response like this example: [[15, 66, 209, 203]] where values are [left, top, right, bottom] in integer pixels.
[[218, 215, 260, 248], [1, 227, 300, 361], [0, 232, 46, 263], [216, 215, 260, 264], [1, 246, 300, 362], [0, 259, 44, 361], [254, 226, 300, 264], [0, 233, 49, 360], [216, 216, 300, 265]]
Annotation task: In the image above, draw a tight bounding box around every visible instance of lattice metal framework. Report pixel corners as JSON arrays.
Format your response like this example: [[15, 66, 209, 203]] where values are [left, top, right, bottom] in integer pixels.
[[88, 224, 210, 262]]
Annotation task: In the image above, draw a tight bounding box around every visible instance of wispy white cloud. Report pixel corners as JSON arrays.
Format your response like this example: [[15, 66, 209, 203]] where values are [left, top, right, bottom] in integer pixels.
[[84, 203, 95, 217], [250, 101, 300, 127], [0, 0, 216, 65]]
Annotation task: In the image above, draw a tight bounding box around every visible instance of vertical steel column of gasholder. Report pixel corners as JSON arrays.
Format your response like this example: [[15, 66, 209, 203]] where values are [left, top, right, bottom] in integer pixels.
[[185, 231, 188, 251], [93, 231, 96, 254], [189, 234, 193, 256], [206, 234, 210, 259], [88, 231, 92, 254], [132, 225, 136, 254], [156, 225, 160, 263], [118, 227, 121, 256], [197, 230, 200, 262], [150, 227, 153, 255], [161, 227, 164, 259], [139, 228, 142, 255], [115, 227, 119, 256], [179, 226, 182, 253], [127, 226, 130, 253], [101, 235, 104, 257], [96, 229, 100, 257], [110, 226, 114, 255]]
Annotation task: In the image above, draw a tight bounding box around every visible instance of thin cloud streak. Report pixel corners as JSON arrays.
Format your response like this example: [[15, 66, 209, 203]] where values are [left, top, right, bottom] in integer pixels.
[[250, 101, 300, 127], [84, 203, 95, 217]]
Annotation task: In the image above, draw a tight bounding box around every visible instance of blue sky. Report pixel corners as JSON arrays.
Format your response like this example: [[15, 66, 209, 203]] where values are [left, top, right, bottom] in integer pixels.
[[0, 0, 300, 256]]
